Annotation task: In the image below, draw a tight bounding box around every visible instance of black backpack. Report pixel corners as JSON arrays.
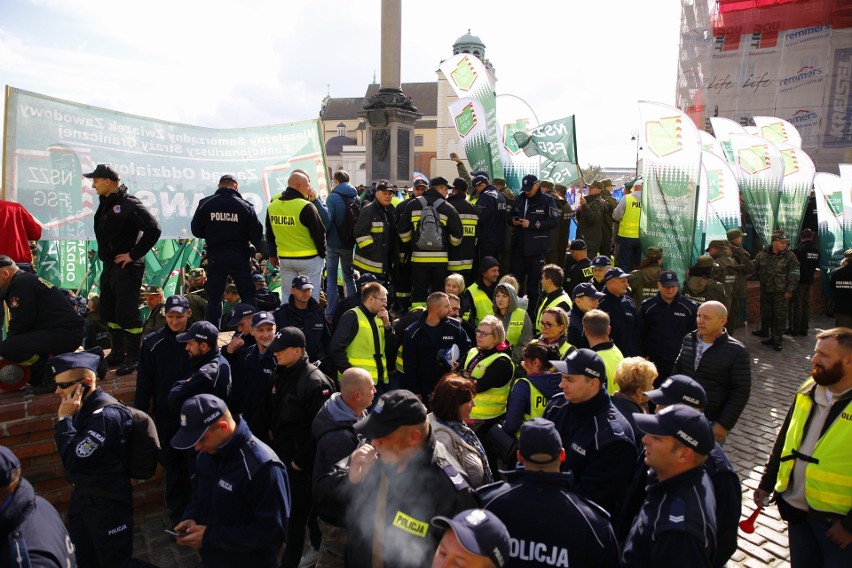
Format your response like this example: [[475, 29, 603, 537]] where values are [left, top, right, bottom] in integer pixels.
[[337, 194, 360, 246], [95, 394, 161, 480]]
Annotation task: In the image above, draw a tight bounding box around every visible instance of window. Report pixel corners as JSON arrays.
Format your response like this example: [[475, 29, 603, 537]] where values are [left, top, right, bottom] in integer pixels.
[[415, 135, 424, 147]]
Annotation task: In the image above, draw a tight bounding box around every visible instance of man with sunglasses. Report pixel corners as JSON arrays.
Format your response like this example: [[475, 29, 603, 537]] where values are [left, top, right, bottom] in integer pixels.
[[52, 351, 135, 567]]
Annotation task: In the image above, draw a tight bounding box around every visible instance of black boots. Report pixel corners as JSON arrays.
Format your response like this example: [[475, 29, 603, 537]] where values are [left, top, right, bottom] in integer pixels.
[[116, 331, 140, 376], [106, 330, 125, 367]]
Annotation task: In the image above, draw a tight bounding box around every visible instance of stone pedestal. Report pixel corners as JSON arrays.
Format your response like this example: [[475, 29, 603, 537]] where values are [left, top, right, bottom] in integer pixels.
[[361, 94, 420, 185]]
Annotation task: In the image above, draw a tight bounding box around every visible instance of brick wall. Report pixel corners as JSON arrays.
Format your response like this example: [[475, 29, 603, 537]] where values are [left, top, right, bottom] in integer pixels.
[[0, 371, 165, 523]]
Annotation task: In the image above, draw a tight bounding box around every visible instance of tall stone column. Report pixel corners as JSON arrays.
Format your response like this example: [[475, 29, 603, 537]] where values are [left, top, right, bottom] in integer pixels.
[[360, 0, 421, 186]]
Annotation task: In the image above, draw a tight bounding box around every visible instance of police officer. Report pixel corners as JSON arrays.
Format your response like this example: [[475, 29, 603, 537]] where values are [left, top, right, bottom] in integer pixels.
[[563, 239, 593, 297], [84, 164, 161, 374], [754, 231, 799, 351], [431, 509, 511, 568], [637, 270, 698, 381], [169, 321, 232, 414], [508, 175, 559, 312], [568, 282, 604, 349], [191, 174, 263, 327], [544, 349, 636, 517], [447, 177, 479, 285], [221, 303, 257, 365], [614, 179, 643, 270], [52, 351, 135, 567], [232, 311, 277, 427], [621, 405, 718, 567], [598, 267, 641, 357], [135, 295, 195, 521], [0, 256, 84, 392], [253, 272, 281, 312], [0, 445, 76, 568], [479, 419, 620, 568], [402, 291, 471, 401], [589, 255, 611, 292], [272, 275, 331, 375], [171, 394, 290, 568], [789, 228, 820, 336], [467, 173, 507, 264], [265, 170, 327, 303]]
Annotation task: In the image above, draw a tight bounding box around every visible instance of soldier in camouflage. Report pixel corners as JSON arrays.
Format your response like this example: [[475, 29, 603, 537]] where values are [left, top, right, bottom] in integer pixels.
[[627, 246, 663, 307], [708, 240, 738, 329], [683, 255, 729, 308], [726, 229, 755, 336], [753, 231, 800, 351]]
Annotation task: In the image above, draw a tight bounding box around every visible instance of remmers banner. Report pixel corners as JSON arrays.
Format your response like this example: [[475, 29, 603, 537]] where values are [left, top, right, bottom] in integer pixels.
[[727, 133, 785, 246], [774, 141, 816, 247], [638, 101, 702, 280], [439, 54, 504, 179], [3, 87, 328, 240]]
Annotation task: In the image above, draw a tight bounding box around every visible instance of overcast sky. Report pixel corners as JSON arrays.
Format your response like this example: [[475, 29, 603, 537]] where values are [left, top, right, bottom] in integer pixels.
[[1, 0, 683, 170]]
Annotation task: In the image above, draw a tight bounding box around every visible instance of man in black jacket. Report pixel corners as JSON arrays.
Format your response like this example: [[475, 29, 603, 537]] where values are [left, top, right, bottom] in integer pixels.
[[312, 367, 375, 568], [191, 174, 264, 326], [598, 267, 641, 357], [672, 301, 752, 443], [253, 327, 335, 568], [447, 178, 479, 285], [789, 228, 820, 336], [509, 175, 559, 312], [273, 275, 331, 375], [0, 257, 84, 392], [0, 445, 77, 568], [84, 164, 161, 374]]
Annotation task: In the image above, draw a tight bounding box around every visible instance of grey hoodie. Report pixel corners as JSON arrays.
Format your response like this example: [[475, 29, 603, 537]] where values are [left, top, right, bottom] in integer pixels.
[[493, 283, 533, 362]]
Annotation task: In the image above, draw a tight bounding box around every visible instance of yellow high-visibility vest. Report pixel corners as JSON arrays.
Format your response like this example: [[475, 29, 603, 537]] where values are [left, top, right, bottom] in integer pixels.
[[267, 198, 318, 257], [617, 194, 641, 238], [465, 350, 514, 420], [342, 308, 387, 385]]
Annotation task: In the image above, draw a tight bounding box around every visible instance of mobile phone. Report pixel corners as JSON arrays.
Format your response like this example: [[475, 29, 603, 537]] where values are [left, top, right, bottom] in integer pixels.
[[513, 216, 521, 222], [164, 529, 186, 537]]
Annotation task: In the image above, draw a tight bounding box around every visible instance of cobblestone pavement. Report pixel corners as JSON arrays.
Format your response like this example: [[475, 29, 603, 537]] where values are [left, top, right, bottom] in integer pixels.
[[132, 318, 834, 567]]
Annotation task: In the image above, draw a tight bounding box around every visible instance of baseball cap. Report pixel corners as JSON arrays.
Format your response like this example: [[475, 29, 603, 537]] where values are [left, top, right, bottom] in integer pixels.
[[176, 321, 219, 347], [82, 164, 119, 181], [355, 389, 427, 439], [251, 311, 275, 328], [518, 418, 563, 464], [292, 275, 314, 290], [550, 348, 606, 381], [413, 178, 429, 188], [604, 267, 630, 282], [587, 180, 603, 190], [659, 270, 679, 287], [573, 282, 605, 300], [590, 255, 612, 268], [165, 295, 190, 314], [432, 509, 510, 568], [771, 230, 788, 242], [569, 239, 587, 251], [633, 404, 714, 455], [142, 285, 163, 295], [520, 174, 538, 192], [356, 272, 379, 287], [695, 255, 715, 269], [0, 446, 21, 487], [226, 303, 257, 328], [430, 176, 450, 188], [252, 273, 266, 282], [219, 174, 237, 184], [50, 352, 102, 376], [707, 239, 729, 250], [644, 374, 707, 409], [170, 394, 228, 450], [726, 228, 746, 241], [471, 175, 489, 187], [267, 327, 306, 353]]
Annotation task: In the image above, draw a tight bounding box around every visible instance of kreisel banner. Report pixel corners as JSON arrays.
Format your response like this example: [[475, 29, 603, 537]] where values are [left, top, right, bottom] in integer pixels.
[[4, 87, 328, 240], [439, 54, 503, 179], [638, 101, 703, 279], [728, 133, 785, 245]]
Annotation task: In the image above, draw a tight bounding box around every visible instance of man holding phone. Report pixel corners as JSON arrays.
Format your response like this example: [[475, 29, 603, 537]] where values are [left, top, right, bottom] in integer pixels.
[[52, 351, 135, 567]]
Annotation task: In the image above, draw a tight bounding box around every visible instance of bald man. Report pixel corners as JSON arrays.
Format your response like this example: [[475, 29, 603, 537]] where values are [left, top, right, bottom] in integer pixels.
[[672, 301, 752, 443], [266, 171, 327, 302]]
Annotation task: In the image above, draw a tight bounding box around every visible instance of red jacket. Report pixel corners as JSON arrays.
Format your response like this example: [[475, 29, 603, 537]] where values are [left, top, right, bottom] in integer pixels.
[[0, 200, 42, 263]]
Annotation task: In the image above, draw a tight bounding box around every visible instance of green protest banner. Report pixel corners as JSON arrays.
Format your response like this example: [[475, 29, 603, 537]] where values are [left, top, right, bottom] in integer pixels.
[[728, 134, 784, 246], [696, 150, 742, 262], [4, 87, 328, 240], [638, 101, 702, 280], [496, 95, 539, 192], [813, 173, 846, 290], [775, 142, 815, 246], [448, 99, 494, 176], [841, 164, 852, 248]]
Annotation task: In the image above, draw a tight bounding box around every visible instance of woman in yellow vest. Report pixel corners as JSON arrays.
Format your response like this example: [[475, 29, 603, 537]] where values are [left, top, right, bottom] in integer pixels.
[[493, 283, 532, 364], [536, 307, 574, 359], [462, 315, 515, 430], [502, 341, 563, 438]]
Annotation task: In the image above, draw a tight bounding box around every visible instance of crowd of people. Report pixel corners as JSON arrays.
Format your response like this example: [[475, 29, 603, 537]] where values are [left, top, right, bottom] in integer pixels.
[[1, 159, 851, 568]]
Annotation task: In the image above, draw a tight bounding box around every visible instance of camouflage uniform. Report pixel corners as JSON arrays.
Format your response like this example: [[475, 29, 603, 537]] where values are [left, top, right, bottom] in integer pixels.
[[599, 179, 618, 257], [683, 255, 729, 307], [576, 184, 608, 257], [546, 184, 574, 266], [726, 230, 755, 334], [627, 247, 664, 307], [709, 240, 738, 325], [754, 234, 800, 348]]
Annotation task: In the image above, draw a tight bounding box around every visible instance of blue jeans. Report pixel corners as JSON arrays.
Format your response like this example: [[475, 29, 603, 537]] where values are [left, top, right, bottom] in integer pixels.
[[617, 237, 642, 271], [788, 517, 852, 568], [325, 246, 356, 319]]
